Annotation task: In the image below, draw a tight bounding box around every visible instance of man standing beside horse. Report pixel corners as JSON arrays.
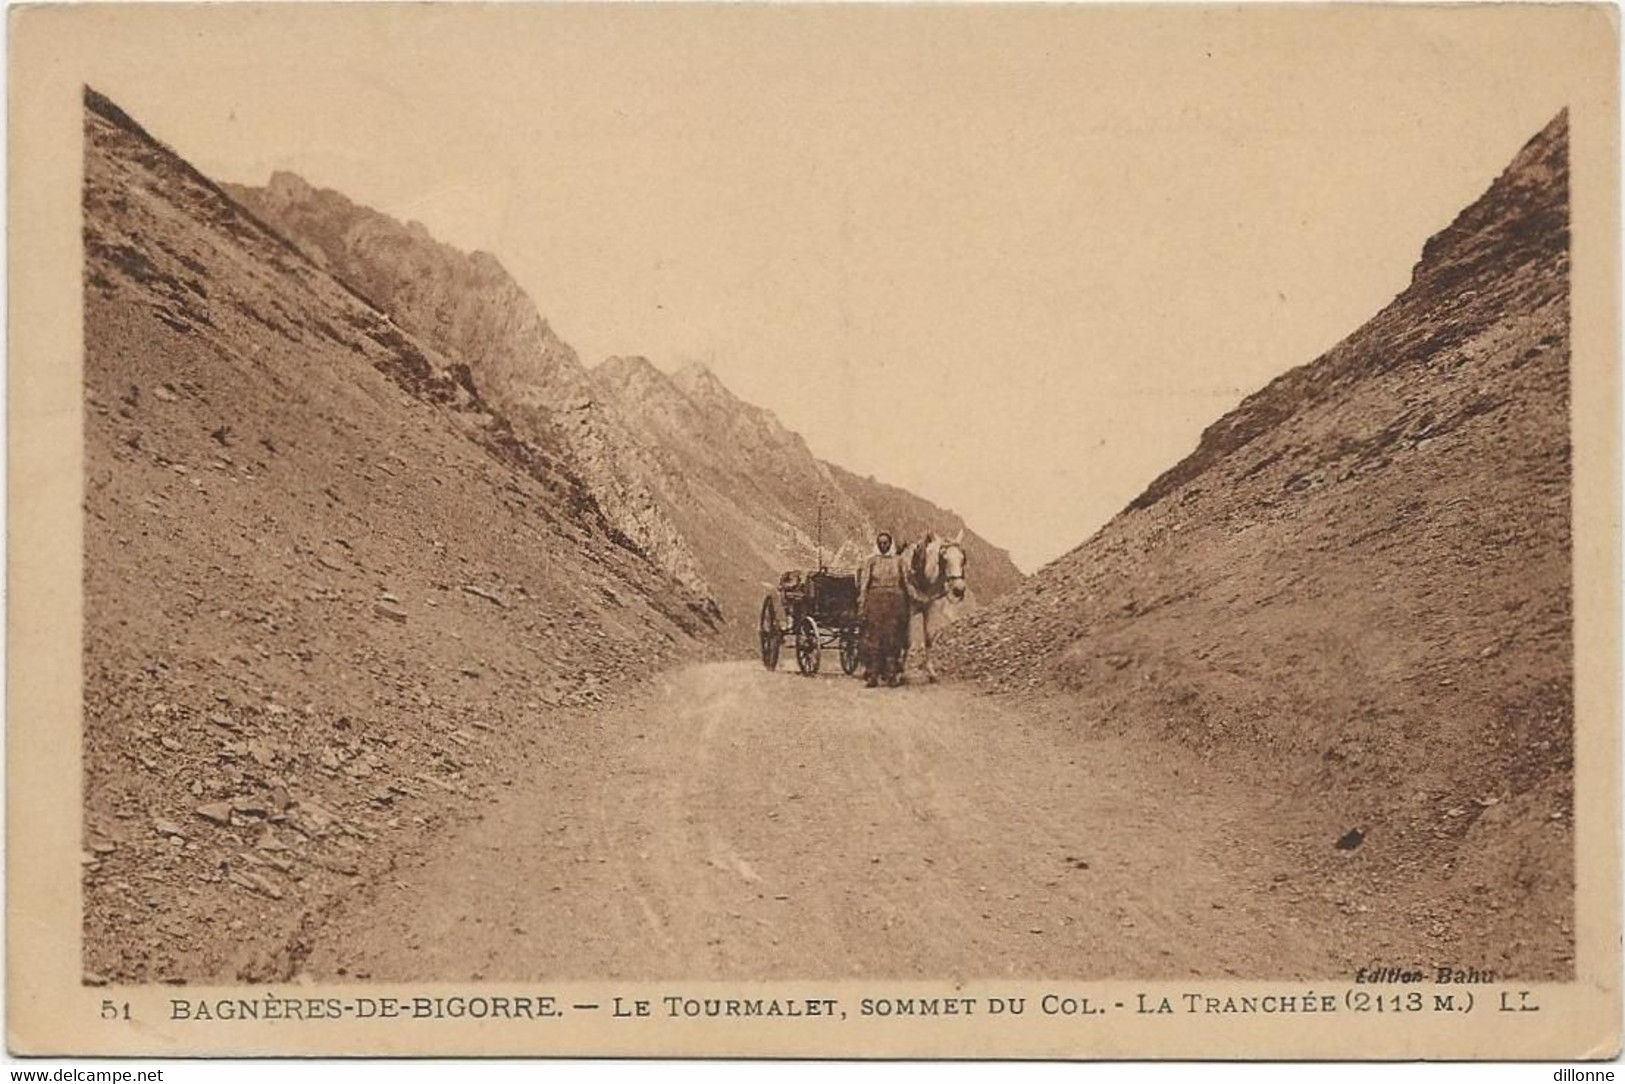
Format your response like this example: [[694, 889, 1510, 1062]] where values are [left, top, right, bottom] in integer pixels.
[[856, 531, 910, 688]]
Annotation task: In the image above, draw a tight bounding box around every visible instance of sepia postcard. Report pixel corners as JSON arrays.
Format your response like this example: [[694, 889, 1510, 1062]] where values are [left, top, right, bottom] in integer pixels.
[[7, 0, 1621, 1060]]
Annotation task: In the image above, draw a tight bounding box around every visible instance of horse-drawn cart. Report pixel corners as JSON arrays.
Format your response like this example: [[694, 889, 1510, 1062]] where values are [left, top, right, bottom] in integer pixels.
[[759, 568, 862, 676]]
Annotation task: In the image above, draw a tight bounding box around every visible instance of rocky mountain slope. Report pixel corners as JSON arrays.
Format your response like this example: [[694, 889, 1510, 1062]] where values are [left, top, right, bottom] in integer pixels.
[[224, 172, 717, 615], [939, 112, 1574, 977], [593, 355, 1023, 635], [227, 180, 1023, 642], [822, 462, 1025, 603], [81, 88, 714, 983]]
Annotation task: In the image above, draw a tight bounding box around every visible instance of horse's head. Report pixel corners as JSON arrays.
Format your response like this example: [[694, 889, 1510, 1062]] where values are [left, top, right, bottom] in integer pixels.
[[939, 536, 968, 602]]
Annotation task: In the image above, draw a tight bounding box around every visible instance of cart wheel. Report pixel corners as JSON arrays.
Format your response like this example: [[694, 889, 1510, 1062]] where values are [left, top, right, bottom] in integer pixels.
[[759, 594, 782, 670], [839, 628, 861, 676], [794, 615, 821, 675]]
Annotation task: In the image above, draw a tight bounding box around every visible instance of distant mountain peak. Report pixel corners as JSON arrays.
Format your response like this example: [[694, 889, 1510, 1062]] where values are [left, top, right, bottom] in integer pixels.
[[597, 354, 662, 379], [266, 169, 316, 197], [468, 249, 509, 274], [593, 356, 685, 406], [671, 360, 733, 402]]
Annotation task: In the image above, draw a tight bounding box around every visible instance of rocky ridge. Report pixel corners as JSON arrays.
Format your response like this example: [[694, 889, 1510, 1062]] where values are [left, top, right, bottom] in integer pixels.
[[592, 354, 1024, 638], [225, 177, 1024, 642], [226, 172, 718, 616]]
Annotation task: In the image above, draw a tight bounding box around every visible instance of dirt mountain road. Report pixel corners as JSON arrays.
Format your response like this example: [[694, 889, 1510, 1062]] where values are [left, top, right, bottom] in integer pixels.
[[307, 662, 1395, 982]]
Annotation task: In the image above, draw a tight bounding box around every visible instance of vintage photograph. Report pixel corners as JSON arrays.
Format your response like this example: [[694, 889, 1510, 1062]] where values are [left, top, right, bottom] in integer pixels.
[[8, 0, 1620, 1060]]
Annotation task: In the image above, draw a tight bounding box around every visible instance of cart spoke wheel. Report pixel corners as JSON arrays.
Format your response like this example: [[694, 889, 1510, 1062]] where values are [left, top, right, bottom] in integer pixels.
[[795, 615, 821, 675], [759, 594, 782, 670], [839, 629, 861, 676]]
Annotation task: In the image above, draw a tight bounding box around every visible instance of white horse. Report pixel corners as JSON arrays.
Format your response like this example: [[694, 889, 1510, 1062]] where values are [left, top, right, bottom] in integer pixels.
[[898, 530, 968, 683]]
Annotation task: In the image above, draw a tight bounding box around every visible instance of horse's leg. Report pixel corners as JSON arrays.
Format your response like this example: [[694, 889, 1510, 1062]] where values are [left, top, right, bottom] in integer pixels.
[[896, 609, 907, 679], [898, 606, 916, 682], [922, 601, 938, 684], [897, 607, 923, 682]]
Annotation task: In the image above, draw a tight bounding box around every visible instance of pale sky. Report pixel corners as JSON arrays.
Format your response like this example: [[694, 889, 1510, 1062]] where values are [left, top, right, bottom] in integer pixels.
[[75, 5, 1605, 570]]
